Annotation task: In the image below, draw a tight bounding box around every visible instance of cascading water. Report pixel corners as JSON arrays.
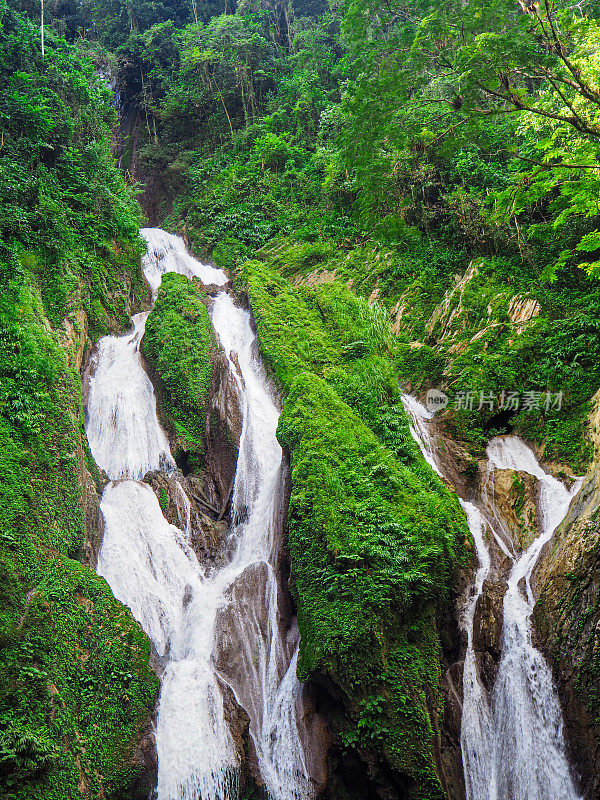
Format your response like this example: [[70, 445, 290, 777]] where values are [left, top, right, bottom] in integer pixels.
[[86, 228, 313, 800], [486, 438, 582, 800], [401, 394, 441, 475], [85, 311, 175, 481], [401, 396, 582, 800], [456, 501, 495, 800]]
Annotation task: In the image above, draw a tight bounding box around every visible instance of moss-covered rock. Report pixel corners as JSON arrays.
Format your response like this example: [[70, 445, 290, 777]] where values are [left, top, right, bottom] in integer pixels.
[[236, 258, 422, 466], [235, 258, 469, 799], [278, 374, 467, 798], [142, 273, 216, 473], [0, 281, 159, 799]]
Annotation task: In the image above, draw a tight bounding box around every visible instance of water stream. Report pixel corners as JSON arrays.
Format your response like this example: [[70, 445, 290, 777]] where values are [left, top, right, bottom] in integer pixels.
[[402, 395, 582, 800], [86, 228, 312, 800]]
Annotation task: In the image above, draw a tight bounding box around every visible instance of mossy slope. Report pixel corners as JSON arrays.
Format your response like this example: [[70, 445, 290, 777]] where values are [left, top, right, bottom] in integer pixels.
[[256, 236, 600, 473], [0, 10, 159, 796], [236, 259, 468, 799], [0, 282, 158, 799], [142, 273, 216, 472]]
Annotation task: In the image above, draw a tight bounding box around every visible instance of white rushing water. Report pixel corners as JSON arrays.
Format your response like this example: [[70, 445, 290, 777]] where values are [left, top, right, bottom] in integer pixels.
[[401, 396, 582, 800], [486, 438, 582, 800], [86, 312, 175, 481], [88, 229, 312, 800], [456, 500, 495, 800]]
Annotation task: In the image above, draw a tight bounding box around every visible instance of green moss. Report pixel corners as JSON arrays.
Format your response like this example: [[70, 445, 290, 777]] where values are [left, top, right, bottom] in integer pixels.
[[278, 374, 467, 797], [236, 259, 339, 389], [159, 486, 168, 513], [0, 283, 159, 799], [142, 273, 216, 472], [236, 259, 421, 464], [511, 474, 526, 517], [255, 238, 600, 473], [0, 15, 158, 796], [236, 258, 468, 797], [84, 244, 148, 342]]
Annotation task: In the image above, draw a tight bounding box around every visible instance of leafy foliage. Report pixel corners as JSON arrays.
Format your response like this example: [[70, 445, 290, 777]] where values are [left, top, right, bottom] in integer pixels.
[[0, 0, 145, 332], [0, 283, 159, 800], [142, 273, 216, 471], [6, 0, 600, 793]]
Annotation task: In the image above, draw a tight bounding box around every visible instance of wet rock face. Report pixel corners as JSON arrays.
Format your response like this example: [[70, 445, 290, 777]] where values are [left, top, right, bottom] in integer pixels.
[[471, 578, 505, 690], [144, 471, 231, 564], [219, 680, 262, 792], [533, 467, 600, 799], [213, 561, 276, 712], [203, 349, 243, 509], [212, 561, 331, 798], [430, 422, 479, 500], [483, 467, 539, 553], [128, 718, 159, 800], [437, 612, 468, 800], [295, 685, 331, 798]]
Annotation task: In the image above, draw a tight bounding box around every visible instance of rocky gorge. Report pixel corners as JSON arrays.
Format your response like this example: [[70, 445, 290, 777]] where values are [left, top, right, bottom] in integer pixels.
[[4, 0, 600, 798]]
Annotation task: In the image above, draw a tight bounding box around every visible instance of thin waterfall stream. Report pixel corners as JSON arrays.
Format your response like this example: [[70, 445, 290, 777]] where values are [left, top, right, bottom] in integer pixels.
[[85, 228, 313, 800], [401, 395, 583, 800]]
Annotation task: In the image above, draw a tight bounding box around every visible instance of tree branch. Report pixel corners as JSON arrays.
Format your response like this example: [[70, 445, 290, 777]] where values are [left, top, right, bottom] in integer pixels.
[[540, 0, 600, 105], [476, 81, 600, 137], [511, 152, 600, 170]]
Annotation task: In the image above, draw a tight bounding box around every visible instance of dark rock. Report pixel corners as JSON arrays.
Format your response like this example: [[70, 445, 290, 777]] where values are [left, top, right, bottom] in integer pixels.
[[533, 464, 600, 800], [203, 349, 243, 510], [127, 718, 158, 800], [472, 578, 506, 689], [213, 562, 277, 711], [144, 471, 230, 565]]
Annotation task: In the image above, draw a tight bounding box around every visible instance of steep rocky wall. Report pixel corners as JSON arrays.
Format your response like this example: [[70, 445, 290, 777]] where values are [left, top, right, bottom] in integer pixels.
[[237, 236, 600, 800], [533, 392, 600, 799]]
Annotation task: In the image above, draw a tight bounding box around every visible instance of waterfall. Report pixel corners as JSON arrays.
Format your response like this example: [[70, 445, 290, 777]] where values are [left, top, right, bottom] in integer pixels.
[[487, 438, 582, 800], [401, 396, 582, 800], [86, 228, 313, 800], [456, 501, 495, 800], [85, 311, 175, 481]]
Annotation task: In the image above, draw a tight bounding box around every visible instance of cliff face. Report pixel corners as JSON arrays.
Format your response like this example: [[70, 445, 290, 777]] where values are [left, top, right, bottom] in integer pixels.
[[533, 392, 600, 799], [229, 238, 600, 799]]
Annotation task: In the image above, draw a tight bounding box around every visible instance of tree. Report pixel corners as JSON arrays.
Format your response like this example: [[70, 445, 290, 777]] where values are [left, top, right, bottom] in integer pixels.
[[409, 0, 600, 276], [338, 0, 600, 276]]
